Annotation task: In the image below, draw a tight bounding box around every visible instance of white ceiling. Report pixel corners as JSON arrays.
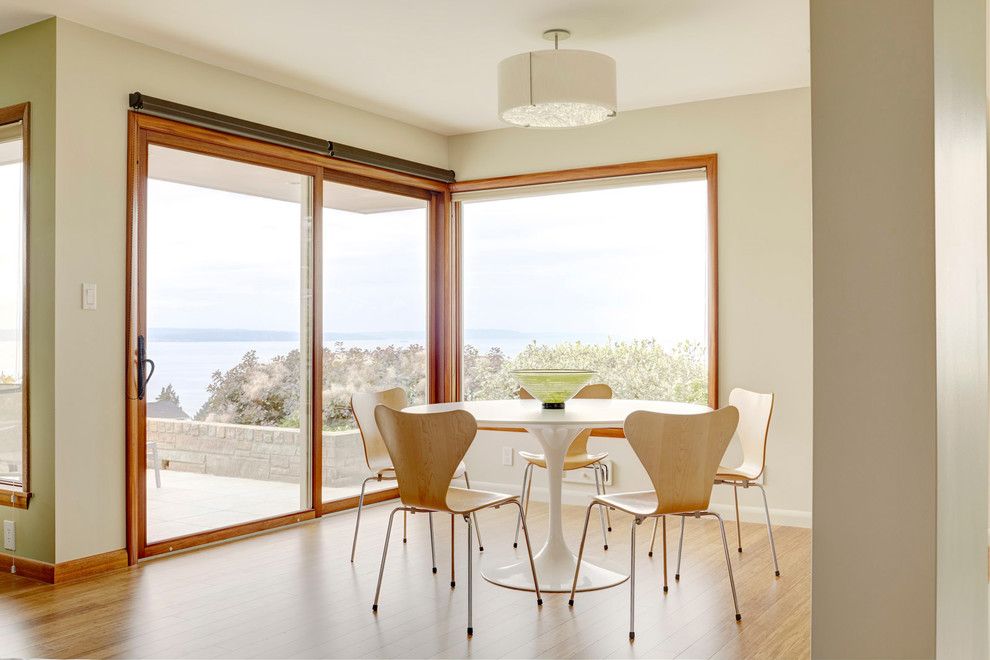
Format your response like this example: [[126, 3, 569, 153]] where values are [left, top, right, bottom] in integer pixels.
[[0, 0, 809, 136]]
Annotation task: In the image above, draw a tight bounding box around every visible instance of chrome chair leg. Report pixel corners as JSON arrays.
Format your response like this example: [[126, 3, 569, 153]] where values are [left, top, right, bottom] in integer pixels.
[[661, 515, 668, 592], [429, 512, 437, 574], [513, 463, 533, 548], [403, 511, 407, 543], [733, 484, 742, 552], [466, 514, 474, 636], [372, 507, 403, 611], [511, 499, 543, 606], [463, 471, 484, 551], [648, 517, 658, 557], [753, 482, 780, 576], [630, 518, 640, 640], [675, 514, 685, 580], [351, 476, 377, 562], [450, 513, 456, 588], [593, 464, 608, 550], [568, 502, 597, 606], [599, 465, 612, 532], [709, 511, 741, 621]]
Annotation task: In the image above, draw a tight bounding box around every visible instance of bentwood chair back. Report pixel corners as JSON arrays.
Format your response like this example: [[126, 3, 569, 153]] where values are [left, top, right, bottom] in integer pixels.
[[569, 406, 741, 639], [728, 388, 774, 480], [351, 387, 407, 474], [624, 406, 739, 515], [372, 405, 542, 636], [375, 407, 477, 511]]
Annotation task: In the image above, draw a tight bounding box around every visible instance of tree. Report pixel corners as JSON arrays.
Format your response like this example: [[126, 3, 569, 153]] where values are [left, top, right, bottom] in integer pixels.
[[156, 384, 181, 405], [194, 339, 708, 430]]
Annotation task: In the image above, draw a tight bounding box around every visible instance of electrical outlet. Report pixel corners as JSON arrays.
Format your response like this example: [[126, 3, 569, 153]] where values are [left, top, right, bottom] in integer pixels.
[[562, 460, 613, 486], [502, 447, 514, 466], [3, 520, 14, 551]]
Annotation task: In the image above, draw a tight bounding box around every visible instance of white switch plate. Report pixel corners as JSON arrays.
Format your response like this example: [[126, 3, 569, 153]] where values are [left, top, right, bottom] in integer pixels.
[[3, 520, 14, 551], [501, 447, 514, 466], [82, 283, 97, 310]]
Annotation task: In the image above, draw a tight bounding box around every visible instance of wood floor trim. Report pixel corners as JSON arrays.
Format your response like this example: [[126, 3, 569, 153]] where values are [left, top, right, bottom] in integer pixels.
[[0, 548, 129, 584], [0, 552, 54, 583], [53, 549, 129, 584]]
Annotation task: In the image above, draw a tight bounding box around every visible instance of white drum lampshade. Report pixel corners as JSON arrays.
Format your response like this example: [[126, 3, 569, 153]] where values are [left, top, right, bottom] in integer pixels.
[[498, 47, 617, 129]]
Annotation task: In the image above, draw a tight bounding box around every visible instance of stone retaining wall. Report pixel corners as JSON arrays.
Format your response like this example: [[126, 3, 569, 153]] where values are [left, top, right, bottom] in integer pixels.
[[147, 418, 367, 487]]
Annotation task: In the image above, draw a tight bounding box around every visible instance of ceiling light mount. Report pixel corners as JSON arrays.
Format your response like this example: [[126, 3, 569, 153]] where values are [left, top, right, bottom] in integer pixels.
[[542, 29, 571, 46], [498, 29, 616, 129]]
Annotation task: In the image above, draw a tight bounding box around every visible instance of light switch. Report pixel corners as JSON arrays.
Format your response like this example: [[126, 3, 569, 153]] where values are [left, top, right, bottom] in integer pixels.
[[82, 283, 97, 310]]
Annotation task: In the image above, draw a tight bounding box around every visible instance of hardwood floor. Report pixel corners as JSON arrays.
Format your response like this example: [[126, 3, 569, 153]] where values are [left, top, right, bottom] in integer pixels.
[[0, 500, 810, 659]]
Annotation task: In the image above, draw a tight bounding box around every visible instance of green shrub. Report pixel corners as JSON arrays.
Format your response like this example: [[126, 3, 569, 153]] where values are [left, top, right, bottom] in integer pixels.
[[194, 340, 707, 430]]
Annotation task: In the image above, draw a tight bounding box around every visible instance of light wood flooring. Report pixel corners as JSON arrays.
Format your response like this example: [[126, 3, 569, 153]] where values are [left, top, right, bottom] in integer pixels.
[[0, 500, 810, 659]]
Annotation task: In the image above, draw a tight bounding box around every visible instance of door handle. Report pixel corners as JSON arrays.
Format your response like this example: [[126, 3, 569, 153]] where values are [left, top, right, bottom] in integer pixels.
[[137, 335, 155, 400]]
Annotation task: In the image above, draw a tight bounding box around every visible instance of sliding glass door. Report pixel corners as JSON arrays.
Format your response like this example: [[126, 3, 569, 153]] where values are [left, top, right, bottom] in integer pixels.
[[142, 144, 313, 546], [320, 177, 429, 506]]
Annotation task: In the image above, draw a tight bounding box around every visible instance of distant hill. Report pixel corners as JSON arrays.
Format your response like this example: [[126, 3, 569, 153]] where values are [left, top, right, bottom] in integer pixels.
[[146, 327, 598, 343]]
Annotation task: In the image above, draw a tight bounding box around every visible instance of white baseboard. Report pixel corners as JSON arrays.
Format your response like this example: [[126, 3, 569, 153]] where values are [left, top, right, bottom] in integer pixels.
[[469, 479, 812, 529]]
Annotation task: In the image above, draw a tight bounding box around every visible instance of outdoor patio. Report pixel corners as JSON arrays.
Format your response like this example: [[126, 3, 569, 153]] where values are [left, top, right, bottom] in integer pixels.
[[146, 417, 387, 542], [146, 469, 392, 542]]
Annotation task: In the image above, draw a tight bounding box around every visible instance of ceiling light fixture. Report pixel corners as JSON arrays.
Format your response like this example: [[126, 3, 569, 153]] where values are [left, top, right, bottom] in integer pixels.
[[498, 29, 617, 129]]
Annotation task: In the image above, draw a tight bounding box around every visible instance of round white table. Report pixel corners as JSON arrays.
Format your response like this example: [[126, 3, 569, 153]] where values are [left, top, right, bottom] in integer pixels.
[[403, 398, 711, 593]]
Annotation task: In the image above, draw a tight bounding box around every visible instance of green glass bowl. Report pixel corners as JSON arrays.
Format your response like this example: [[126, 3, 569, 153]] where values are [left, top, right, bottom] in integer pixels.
[[511, 369, 596, 409]]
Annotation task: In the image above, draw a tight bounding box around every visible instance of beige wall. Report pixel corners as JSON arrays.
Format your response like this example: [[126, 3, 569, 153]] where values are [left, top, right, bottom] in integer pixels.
[[51, 19, 448, 563], [0, 19, 56, 564], [811, 0, 988, 656], [448, 88, 814, 526]]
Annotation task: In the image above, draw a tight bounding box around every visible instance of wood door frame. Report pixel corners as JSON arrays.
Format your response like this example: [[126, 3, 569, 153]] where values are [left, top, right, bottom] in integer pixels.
[[450, 154, 720, 432], [126, 113, 445, 561]]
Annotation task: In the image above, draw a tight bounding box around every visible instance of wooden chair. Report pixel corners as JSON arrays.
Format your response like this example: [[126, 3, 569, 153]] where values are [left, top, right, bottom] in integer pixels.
[[349, 388, 483, 566], [657, 388, 780, 579], [372, 406, 542, 636], [515, 383, 614, 550], [569, 405, 741, 640]]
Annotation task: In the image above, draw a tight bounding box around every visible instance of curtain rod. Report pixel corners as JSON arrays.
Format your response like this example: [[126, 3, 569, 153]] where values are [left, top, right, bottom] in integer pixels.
[[128, 92, 456, 183]]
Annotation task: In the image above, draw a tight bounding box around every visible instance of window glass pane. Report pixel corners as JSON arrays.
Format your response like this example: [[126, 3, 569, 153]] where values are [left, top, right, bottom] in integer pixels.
[[146, 145, 312, 542], [0, 121, 24, 488], [460, 176, 709, 404], [321, 180, 427, 503]]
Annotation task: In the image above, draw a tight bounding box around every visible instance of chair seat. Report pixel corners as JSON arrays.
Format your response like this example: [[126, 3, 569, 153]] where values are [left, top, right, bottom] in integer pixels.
[[715, 464, 760, 481], [377, 460, 468, 480], [593, 490, 659, 517], [445, 486, 516, 514], [518, 450, 608, 471]]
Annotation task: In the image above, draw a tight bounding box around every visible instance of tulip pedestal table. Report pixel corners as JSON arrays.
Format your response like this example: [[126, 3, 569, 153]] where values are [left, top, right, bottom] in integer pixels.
[[403, 398, 710, 593]]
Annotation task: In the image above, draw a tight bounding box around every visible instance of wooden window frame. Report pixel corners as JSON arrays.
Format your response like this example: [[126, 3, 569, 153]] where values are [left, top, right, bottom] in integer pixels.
[[448, 155, 719, 437], [0, 102, 30, 509], [125, 112, 716, 560]]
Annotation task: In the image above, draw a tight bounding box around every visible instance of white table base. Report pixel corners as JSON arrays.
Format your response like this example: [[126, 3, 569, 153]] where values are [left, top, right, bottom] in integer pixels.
[[481, 425, 629, 593]]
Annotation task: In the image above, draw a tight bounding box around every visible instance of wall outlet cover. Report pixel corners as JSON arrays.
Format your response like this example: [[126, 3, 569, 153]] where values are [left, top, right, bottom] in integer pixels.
[[3, 520, 14, 551]]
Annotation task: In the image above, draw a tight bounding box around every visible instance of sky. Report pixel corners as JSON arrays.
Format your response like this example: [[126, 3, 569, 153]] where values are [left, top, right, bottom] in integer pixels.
[[144, 147, 709, 352], [0, 159, 24, 380]]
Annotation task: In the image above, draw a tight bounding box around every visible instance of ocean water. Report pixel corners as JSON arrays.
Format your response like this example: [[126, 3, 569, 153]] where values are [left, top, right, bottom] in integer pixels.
[[146, 335, 544, 416], [1, 333, 609, 418]]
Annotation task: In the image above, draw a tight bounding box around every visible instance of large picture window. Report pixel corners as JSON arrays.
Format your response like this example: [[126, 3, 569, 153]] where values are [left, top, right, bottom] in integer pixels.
[[454, 168, 716, 408], [0, 103, 28, 507]]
